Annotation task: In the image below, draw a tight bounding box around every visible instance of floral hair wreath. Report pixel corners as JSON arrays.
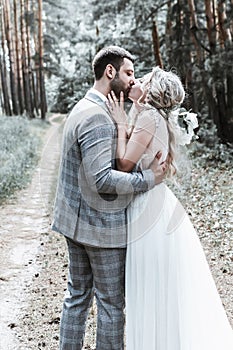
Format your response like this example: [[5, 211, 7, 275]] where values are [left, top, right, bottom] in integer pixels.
[[168, 107, 199, 146]]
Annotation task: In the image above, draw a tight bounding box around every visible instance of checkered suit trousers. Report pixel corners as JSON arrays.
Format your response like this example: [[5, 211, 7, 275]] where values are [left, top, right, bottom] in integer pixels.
[[60, 238, 126, 349]]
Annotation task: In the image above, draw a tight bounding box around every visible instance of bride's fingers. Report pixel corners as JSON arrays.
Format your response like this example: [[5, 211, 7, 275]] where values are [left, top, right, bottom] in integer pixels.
[[110, 90, 118, 103], [107, 93, 114, 105], [108, 92, 119, 110], [106, 100, 112, 110], [119, 91, 124, 109], [108, 91, 125, 115]]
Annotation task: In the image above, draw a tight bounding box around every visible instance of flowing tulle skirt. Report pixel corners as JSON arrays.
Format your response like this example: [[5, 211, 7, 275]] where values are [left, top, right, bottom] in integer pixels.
[[126, 183, 233, 350]]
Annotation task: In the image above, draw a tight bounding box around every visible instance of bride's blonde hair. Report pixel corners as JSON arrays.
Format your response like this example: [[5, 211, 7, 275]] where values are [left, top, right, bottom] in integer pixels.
[[143, 67, 185, 176]]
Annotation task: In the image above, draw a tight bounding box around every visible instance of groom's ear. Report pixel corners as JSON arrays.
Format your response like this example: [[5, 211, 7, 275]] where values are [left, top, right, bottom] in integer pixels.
[[106, 64, 116, 80]]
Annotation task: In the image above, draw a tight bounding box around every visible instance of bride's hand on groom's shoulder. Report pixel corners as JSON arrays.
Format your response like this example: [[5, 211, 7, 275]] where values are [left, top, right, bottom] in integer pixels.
[[107, 91, 127, 126]]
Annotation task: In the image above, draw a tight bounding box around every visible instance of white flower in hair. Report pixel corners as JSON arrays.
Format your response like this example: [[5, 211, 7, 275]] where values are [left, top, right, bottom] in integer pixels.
[[169, 107, 199, 146]]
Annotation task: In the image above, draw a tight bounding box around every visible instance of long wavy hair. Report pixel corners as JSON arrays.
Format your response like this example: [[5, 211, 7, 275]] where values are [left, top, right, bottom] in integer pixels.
[[141, 67, 185, 176]]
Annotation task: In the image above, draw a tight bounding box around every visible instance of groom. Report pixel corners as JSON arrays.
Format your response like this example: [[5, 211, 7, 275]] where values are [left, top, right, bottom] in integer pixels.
[[52, 46, 166, 349]]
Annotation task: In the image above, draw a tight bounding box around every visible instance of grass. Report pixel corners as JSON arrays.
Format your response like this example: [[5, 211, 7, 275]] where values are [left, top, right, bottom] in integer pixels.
[[0, 116, 48, 204]]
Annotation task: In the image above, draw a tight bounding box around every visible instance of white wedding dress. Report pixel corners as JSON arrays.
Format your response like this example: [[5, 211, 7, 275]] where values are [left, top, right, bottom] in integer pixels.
[[126, 110, 233, 349]]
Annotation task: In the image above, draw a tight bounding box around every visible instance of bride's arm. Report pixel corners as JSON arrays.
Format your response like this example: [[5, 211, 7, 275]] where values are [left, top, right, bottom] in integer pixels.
[[108, 91, 155, 172]]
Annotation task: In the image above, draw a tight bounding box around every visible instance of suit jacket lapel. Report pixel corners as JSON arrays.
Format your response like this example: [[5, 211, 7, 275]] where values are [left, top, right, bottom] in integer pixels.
[[84, 90, 110, 115]]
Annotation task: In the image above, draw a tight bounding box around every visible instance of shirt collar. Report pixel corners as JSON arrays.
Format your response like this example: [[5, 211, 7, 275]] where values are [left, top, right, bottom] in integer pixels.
[[89, 88, 107, 103]]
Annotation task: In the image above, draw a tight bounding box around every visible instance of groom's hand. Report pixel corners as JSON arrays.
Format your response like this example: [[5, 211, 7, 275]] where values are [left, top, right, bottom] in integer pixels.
[[150, 151, 169, 185]]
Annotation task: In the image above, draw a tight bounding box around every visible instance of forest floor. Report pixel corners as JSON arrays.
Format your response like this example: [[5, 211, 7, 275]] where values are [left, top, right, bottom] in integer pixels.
[[0, 115, 232, 350]]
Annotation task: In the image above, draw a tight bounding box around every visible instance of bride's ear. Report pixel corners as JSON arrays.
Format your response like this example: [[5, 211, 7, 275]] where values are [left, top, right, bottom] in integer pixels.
[[106, 64, 116, 80]]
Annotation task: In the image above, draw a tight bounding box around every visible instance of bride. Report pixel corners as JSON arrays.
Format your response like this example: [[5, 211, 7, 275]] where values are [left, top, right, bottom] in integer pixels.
[[108, 67, 233, 349]]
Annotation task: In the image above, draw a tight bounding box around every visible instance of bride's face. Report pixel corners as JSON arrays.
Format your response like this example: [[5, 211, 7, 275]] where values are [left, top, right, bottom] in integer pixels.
[[128, 81, 143, 102], [128, 72, 153, 103]]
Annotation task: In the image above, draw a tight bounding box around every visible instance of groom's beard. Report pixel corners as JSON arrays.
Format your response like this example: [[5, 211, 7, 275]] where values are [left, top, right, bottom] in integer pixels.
[[110, 73, 131, 99]]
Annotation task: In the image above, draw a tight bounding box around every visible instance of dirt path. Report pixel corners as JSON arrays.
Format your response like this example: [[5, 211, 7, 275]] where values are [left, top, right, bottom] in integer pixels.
[[0, 115, 67, 349]]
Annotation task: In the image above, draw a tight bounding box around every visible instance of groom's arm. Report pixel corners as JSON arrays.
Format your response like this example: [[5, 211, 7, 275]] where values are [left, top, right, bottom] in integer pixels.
[[78, 113, 162, 195]]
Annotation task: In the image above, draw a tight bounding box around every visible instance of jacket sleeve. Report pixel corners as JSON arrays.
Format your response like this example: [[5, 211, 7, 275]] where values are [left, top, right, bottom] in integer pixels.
[[78, 113, 155, 195]]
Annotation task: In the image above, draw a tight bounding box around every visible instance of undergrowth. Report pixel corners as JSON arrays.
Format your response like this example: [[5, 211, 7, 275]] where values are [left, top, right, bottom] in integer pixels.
[[0, 116, 48, 203]]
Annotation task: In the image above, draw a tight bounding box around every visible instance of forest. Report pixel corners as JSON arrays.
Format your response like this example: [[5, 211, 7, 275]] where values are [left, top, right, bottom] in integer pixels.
[[0, 1, 233, 349], [0, 0, 233, 143]]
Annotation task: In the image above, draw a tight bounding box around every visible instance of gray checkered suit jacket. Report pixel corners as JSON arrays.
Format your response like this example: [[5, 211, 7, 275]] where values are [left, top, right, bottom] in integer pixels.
[[51, 90, 155, 247]]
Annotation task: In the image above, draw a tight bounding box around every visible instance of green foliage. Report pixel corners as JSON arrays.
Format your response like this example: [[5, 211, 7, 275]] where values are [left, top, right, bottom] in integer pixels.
[[49, 0, 158, 112], [43, 0, 95, 112], [0, 117, 42, 203], [50, 49, 94, 113], [44, 0, 233, 142]]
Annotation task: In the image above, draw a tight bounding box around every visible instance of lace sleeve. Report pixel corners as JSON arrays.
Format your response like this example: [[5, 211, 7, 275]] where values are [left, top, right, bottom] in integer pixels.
[[133, 108, 160, 135]]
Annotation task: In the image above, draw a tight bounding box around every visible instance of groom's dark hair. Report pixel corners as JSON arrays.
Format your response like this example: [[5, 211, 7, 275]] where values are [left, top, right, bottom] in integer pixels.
[[92, 46, 135, 80]]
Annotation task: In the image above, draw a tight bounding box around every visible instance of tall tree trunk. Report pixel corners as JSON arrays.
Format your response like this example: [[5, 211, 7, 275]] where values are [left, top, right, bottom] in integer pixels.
[[217, 2, 233, 142], [20, 0, 32, 117], [217, 1, 232, 47], [230, 0, 233, 35], [30, 0, 39, 115], [0, 56, 12, 115], [188, 0, 202, 63], [25, 0, 35, 117], [31, 0, 40, 115], [0, 0, 12, 115], [204, 0, 217, 53], [13, 0, 24, 114], [165, 0, 173, 60], [202, 74, 218, 126], [33, 29, 40, 114], [226, 72, 233, 140], [152, 20, 163, 68], [38, 0, 47, 119], [215, 79, 228, 140], [4, 0, 19, 114]]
